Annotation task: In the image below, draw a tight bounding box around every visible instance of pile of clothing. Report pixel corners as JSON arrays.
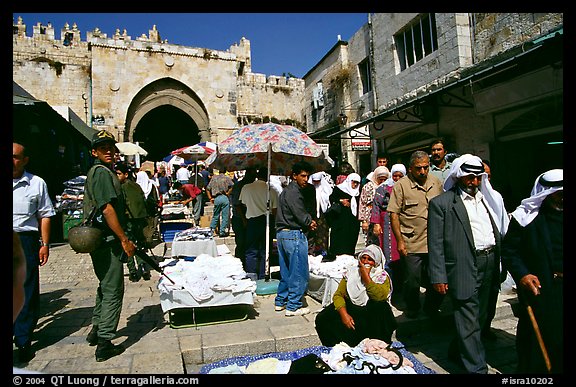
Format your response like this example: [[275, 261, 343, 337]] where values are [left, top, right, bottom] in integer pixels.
[[308, 254, 357, 278], [173, 227, 213, 241], [158, 255, 256, 303], [201, 339, 434, 374], [54, 175, 86, 212]]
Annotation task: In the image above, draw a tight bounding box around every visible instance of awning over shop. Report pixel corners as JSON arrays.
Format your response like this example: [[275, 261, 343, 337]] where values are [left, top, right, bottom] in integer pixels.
[[13, 81, 94, 198], [52, 106, 97, 142], [310, 26, 563, 141]]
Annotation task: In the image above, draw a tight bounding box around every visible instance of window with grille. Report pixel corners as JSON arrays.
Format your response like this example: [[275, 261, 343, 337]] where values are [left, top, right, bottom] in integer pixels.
[[358, 58, 372, 94], [395, 13, 438, 71]]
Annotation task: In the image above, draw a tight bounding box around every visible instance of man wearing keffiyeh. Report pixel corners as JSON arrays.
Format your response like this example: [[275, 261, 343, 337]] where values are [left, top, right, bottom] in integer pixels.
[[502, 169, 563, 374], [428, 154, 509, 374]]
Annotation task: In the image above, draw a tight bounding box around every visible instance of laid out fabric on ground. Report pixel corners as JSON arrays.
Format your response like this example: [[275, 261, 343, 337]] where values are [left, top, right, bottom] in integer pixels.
[[200, 340, 435, 374]]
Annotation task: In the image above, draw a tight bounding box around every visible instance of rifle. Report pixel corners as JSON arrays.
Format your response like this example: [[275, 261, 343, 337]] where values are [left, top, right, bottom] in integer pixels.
[[127, 245, 179, 286]]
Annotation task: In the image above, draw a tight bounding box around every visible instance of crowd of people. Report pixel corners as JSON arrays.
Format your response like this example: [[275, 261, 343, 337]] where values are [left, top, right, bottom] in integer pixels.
[[13, 134, 563, 374]]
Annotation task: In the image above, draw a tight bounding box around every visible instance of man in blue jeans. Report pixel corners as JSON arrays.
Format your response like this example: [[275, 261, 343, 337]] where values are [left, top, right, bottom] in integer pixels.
[[274, 161, 317, 316], [206, 171, 234, 237]]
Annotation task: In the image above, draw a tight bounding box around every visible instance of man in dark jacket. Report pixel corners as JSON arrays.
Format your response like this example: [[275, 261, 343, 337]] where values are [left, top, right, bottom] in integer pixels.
[[115, 162, 151, 282], [274, 161, 317, 317], [502, 169, 563, 374]]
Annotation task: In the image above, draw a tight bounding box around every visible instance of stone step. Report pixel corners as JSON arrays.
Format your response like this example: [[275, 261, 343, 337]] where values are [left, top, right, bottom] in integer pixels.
[[181, 285, 517, 373]]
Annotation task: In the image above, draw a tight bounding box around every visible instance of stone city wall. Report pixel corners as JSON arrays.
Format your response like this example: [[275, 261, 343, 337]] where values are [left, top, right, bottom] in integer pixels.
[[13, 16, 306, 142]]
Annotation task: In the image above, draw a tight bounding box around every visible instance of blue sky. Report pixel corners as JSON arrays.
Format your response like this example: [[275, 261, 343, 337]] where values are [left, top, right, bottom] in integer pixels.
[[14, 13, 369, 78]]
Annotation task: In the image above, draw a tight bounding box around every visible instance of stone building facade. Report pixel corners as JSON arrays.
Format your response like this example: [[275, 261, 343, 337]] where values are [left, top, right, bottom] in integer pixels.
[[12, 16, 305, 161], [305, 13, 563, 208]]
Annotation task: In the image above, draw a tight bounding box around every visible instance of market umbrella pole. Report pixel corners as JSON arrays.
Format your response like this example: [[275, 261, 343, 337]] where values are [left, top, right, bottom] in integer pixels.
[[264, 144, 272, 280], [255, 144, 279, 295], [526, 303, 552, 373]]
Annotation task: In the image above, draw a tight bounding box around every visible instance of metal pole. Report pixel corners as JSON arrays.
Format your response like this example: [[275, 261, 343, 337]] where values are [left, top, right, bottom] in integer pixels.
[[135, 141, 141, 168], [265, 144, 272, 280]]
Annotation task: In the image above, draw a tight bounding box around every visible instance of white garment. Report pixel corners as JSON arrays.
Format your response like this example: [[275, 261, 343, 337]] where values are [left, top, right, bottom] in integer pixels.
[[346, 245, 387, 306], [239, 179, 278, 219], [336, 173, 361, 216], [385, 164, 406, 187], [309, 171, 333, 217], [511, 169, 563, 227], [176, 166, 190, 181], [459, 189, 496, 249], [136, 171, 153, 198], [13, 171, 56, 232]]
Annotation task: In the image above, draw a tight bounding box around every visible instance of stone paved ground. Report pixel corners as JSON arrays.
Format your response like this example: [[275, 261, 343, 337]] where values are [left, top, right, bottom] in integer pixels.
[[14, 210, 521, 375]]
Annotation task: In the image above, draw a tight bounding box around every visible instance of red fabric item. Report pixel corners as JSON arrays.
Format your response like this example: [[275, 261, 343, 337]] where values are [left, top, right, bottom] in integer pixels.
[[181, 183, 202, 200]]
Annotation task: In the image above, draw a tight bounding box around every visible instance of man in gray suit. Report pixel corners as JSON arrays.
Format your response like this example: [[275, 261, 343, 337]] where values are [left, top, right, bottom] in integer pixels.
[[428, 154, 509, 374]]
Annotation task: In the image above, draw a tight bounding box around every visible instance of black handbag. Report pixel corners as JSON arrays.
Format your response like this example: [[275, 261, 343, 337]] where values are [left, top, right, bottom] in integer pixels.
[[288, 354, 333, 374]]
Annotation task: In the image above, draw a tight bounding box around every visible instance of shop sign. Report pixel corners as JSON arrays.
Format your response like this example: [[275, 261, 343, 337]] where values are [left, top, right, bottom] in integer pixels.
[[350, 125, 371, 151]]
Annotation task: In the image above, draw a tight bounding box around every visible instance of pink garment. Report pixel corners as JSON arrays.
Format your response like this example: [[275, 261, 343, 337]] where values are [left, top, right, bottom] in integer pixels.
[[370, 185, 399, 262], [335, 175, 345, 185]]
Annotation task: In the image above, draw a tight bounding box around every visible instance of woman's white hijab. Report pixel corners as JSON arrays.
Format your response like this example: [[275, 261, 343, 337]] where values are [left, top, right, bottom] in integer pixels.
[[372, 166, 390, 187], [511, 169, 563, 227], [337, 172, 361, 216], [346, 244, 388, 306], [385, 164, 406, 187], [308, 172, 334, 217], [444, 154, 509, 236], [136, 170, 153, 198]]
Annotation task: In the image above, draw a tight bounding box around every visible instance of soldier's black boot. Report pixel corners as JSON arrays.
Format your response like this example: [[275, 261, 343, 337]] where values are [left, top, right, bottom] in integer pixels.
[[95, 339, 125, 362], [86, 325, 99, 346]]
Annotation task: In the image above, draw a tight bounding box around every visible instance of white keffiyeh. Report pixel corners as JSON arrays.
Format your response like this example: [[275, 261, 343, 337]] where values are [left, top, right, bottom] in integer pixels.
[[443, 154, 509, 236], [136, 170, 153, 198], [511, 169, 563, 227]]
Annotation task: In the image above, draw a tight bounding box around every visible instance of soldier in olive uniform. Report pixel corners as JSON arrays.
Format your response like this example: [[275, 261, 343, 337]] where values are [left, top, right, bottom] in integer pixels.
[[114, 161, 151, 282], [84, 130, 136, 362]]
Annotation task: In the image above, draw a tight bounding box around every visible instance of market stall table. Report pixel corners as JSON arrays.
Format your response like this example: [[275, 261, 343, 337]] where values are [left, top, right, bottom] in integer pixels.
[[158, 255, 256, 328], [170, 227, 218, 258], [307, 255, 357, 307]]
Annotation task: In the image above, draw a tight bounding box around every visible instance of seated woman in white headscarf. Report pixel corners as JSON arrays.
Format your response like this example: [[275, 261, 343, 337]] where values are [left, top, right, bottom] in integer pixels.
[[324, 173, 361, 260], [315, 244, 397, 347]]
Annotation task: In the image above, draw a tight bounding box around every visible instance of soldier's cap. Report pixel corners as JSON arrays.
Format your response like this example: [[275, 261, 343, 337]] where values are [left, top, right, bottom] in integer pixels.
[[91, 130, 117, 149]]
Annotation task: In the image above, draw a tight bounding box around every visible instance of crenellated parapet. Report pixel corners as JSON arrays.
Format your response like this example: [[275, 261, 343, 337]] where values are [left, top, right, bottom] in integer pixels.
[[13, 15, 306, 133]]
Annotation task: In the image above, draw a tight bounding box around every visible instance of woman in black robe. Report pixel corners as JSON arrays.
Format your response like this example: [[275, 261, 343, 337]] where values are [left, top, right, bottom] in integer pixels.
[[325, 173, 361, 260]]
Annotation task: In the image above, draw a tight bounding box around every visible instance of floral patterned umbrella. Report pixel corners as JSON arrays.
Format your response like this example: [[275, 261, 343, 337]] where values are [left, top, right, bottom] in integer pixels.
[[205, 123, 333, 175], [205, 123, 334, 282]]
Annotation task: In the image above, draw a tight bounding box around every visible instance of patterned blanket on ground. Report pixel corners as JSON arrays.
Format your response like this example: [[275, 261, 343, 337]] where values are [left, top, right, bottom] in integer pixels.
[[199, 340, 435, 374]]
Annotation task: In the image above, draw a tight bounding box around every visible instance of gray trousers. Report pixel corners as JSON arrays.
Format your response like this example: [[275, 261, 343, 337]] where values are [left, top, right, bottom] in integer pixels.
[[450, 251, 496, 374]]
